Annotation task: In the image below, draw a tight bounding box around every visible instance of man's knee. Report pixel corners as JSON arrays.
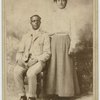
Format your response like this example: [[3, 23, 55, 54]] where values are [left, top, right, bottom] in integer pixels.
[[26, 65, 39, 78], [26, 62, 43, 78], [26, 70, 36, 79]]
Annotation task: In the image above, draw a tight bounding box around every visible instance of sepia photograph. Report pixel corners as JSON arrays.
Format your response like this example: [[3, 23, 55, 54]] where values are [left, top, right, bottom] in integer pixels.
[[3, 0, 97, 100]]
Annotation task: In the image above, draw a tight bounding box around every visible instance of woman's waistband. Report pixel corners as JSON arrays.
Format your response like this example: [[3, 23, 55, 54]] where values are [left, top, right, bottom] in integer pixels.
[[55, 33, 69, 36], [49, 33, 70, 37]]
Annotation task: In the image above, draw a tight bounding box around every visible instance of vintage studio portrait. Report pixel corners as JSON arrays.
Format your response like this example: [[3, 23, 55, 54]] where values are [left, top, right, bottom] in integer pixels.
[[4, 0, 96, 100]]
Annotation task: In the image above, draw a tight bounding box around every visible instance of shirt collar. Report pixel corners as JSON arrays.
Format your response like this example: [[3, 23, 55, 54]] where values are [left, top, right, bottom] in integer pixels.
[[30, 28, 41, 37]]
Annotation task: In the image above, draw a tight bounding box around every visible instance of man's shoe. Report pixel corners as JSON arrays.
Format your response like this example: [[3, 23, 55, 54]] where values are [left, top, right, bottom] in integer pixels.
[[20, 96, 27, 100], [28, 97, 36, 100]]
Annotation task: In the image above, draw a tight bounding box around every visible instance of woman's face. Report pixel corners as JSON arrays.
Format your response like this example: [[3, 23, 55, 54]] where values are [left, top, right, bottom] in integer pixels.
[[56, 0, 67, 9]]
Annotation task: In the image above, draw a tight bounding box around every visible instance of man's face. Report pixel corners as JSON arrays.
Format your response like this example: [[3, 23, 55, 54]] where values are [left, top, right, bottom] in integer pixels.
[[30, 16, 41, 30], [56, 0, 67, 9]]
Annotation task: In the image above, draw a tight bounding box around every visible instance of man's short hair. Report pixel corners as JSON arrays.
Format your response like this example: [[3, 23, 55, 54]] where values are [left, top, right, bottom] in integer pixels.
[[30, 15, 41, 21], [54, 0, 67, 2]]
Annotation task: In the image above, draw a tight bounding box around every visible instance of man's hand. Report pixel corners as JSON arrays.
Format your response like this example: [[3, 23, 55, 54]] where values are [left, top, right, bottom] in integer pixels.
[[17, 60, 25, 67], [27, 58, 38, 67], [17, 60, 28, 69]]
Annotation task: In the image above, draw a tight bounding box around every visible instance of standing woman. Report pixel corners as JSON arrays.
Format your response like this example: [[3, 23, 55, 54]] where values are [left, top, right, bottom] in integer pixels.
[[44, 0, 80, 99]]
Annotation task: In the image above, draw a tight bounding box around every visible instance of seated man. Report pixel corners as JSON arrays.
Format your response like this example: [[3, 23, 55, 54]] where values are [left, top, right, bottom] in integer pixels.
[[14, 15, 51, 100]]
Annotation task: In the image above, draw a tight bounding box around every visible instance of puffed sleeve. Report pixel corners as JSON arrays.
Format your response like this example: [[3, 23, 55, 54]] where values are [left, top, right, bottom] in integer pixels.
[[16, 35, 25, 62], [36, 34, 51, 62], [68, 18, 80, 53]]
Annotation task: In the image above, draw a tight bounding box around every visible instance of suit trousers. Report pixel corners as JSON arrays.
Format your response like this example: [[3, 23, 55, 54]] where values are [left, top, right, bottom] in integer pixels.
[[14, 62, 43, 97]]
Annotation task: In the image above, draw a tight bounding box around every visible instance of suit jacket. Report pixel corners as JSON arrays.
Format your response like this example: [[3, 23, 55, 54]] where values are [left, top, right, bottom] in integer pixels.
[[16, 29, 51, 63]]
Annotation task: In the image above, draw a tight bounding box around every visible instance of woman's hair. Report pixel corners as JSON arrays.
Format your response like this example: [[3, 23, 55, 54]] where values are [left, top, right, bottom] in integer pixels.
[[54, 0, 67, 2], [54, 0, 56, 2]]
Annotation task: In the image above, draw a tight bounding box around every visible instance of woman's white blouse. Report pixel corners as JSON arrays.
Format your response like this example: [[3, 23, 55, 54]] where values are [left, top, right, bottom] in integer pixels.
[[42, 7, 77, 51], [51, 9, 71, 35]]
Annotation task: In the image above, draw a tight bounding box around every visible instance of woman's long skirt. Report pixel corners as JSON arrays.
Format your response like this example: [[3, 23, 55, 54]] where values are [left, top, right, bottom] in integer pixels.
[[44, 34, 80, 97]]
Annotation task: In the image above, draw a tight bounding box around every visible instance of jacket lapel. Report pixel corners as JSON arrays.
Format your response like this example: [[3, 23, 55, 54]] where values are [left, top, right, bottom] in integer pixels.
[[32, 31, 41, 42], [27, 30, 42, 52], [23, 30, 42, 61]]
